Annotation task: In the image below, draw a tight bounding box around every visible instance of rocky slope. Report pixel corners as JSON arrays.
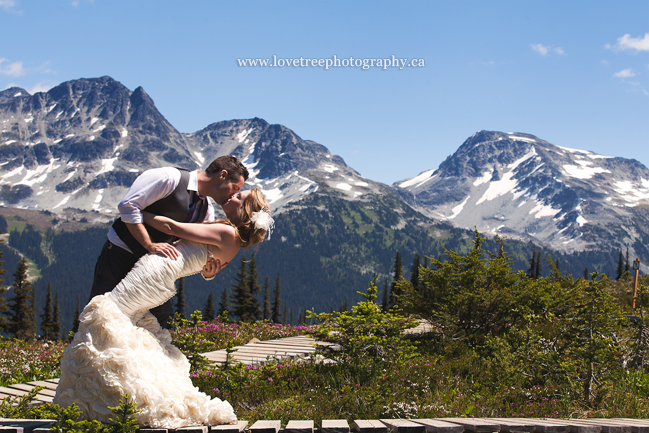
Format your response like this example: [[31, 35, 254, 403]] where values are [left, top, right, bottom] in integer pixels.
[[395, 131, 649, 258], [0, 77, 383, 219]]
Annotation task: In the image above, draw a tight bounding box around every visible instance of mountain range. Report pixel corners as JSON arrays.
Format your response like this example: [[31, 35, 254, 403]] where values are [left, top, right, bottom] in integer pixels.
[[0, 76, 646, 326]]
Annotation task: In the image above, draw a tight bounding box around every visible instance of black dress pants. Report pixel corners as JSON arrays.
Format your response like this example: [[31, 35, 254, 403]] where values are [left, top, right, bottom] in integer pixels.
[[89, 240, 174, 329]]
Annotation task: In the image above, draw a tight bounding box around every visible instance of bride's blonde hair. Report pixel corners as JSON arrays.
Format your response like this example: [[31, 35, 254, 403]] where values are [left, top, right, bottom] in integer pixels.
[[216, 189, 271, 248]]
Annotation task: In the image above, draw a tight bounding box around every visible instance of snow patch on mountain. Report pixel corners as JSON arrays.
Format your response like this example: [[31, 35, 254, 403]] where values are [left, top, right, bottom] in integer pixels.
[[399, 169, 436, 188], [476, 148, 536, 205]]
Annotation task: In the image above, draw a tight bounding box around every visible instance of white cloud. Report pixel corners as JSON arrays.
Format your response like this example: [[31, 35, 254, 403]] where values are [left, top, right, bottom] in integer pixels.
[[530, 43, 565, 56], [28, 82, 54, 94], [614, 68, 636, 78], [531, 44, 549, 56], [606, 33, 649, 53], [0, 58, 25, 77], [0, 0, 15, 11]]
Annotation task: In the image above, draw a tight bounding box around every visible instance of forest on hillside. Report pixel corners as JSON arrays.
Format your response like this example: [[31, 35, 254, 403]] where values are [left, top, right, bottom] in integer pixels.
[[0, 193, 639, 334]]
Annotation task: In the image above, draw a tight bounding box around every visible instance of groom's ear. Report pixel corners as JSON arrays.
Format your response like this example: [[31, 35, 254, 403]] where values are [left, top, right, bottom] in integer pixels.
[[218, 170, 228, 182]]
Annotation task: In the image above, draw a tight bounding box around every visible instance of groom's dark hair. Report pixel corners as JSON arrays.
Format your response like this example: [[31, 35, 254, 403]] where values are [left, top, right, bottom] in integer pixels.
[[206, 155, 249, 181]]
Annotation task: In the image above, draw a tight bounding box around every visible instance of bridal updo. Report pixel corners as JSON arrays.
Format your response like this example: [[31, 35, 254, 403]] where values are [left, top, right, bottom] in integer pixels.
[[231, 189, 273, 248]]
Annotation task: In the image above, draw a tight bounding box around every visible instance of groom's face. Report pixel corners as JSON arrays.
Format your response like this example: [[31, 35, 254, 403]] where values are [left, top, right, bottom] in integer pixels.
[[208, 171, 245, 206]]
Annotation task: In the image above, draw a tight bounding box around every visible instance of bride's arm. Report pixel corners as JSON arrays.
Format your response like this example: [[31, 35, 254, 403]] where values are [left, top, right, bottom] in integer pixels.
[[143, 212, 237, 248]]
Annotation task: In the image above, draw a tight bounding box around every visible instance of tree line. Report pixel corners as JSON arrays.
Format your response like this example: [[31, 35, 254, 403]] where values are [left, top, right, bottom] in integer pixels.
[[173, 254, 292, 325]]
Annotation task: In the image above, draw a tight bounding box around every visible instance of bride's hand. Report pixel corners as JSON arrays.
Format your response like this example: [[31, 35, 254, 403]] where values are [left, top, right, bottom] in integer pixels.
[[202, 258, 228, 279]]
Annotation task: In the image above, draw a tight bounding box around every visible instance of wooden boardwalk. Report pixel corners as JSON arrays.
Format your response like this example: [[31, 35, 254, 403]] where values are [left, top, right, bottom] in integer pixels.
[[3, 417, 649, 433], [202, 335, 327, 366]]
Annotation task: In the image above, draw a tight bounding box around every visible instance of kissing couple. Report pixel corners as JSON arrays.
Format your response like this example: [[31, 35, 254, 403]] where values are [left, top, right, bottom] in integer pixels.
[[54, 155, 273, 428]]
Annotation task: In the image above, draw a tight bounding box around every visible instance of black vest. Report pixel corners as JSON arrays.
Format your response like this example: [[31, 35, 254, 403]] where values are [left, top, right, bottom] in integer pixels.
[[112, 169, 209, 258]]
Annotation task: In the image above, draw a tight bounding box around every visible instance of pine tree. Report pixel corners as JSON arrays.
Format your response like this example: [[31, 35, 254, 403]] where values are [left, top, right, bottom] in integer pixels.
[[40, 283, 54, 339], [584, 267, 590, 280], [527, 245, 537, 279], [7, 258, 36, 339], [381, 278, 389, 312], [217, 288, 229, 317], [231, 256, 257, 322], [71, 297, 81, 334], [52, 292, 62, 340], [534, 250, 542, 279], [271, 273, 282, 323], [176, 277, 186, 319], [203, 293, 215, 321], [263, 276, 271, 321], [410, 254, 421, 293], [624, 247, 631, 275], [339, 297, 349, 312], [389, 252, 403, 306], [617, 250, 624, 280], [0, 239, 5, 333], [246, 257, 262, 320]]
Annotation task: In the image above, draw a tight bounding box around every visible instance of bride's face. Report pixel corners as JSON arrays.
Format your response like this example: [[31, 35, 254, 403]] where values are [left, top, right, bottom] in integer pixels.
[[222, 190, 251, 221]]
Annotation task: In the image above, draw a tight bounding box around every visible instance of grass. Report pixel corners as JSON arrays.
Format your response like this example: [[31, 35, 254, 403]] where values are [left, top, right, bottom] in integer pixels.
[[2, 314, 649, 424]]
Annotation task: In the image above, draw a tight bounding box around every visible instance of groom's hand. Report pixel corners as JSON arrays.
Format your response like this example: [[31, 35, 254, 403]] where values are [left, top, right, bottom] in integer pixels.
[[148, 242, 180, 260], [202, 258, 227, 279], [125, 222, 180, 260]]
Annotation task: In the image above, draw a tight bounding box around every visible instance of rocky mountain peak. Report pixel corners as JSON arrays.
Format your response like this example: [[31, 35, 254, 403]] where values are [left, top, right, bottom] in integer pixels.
[[397, 130, 649, 255]]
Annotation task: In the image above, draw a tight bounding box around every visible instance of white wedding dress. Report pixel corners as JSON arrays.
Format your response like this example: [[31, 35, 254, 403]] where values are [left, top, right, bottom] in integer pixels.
[[54, 240, 237, 429]]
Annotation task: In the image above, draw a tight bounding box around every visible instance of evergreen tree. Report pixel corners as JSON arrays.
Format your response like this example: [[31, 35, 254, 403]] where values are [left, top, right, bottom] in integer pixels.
[[203, 293, 215, 321], [263, 276, 271, 321], [527, 245, 537, 279], [71, 297, 81, 334], [52, 292, 62, 340], [381, 278, 389, 312], [7, 258, 36, 339], [231, 256, 257, 322], [389, 252, 403, 306], [339, 297, 349, 312], [0, 241, 7, 332], [29, 278, 37, 334], [0, 264, 9, 332], [40, 283, 54, 339], [246, 257, 262, 320], [410, 254, 421, 293], [271, 274, 282, 323], [176, 277, 186, 319], [534, 250, 542, 279], [584, 267, 590, 280], [617, 250, 624, 280], [217, 288, 229, 317], [626, 248, 631, 273]]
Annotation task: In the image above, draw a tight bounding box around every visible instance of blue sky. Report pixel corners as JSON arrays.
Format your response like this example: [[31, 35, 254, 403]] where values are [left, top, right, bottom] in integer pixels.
[[1, 0, 647, 184]]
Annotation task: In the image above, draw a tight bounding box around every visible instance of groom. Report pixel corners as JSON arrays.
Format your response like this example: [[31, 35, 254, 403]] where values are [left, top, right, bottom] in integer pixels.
[[89, 155, 249, 328]]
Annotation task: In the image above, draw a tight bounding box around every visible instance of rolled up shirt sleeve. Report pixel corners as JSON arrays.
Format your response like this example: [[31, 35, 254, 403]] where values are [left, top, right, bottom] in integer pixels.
[[118, 168, 181, 224]]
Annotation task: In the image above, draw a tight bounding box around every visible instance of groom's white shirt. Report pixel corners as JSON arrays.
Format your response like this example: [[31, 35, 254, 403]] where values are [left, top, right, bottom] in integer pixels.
[[107, 167, 215, 253]]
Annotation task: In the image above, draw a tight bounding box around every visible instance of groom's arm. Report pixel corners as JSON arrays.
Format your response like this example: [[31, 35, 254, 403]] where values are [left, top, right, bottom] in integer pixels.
[[125, 222, 180, 260], [119, 168, 181, 258]]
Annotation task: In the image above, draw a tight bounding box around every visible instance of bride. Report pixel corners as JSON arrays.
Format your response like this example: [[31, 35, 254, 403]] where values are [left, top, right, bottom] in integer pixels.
[[54, 189, 272, 429]]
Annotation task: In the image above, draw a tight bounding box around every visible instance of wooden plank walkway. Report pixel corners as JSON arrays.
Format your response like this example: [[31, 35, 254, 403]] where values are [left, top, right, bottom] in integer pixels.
[[202, 335, 326, 366], [3, 418, 649, 433]]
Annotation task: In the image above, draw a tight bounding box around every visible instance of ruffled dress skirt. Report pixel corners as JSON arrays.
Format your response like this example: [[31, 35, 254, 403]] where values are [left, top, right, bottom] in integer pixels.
[[54, 241, 236, 429]]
